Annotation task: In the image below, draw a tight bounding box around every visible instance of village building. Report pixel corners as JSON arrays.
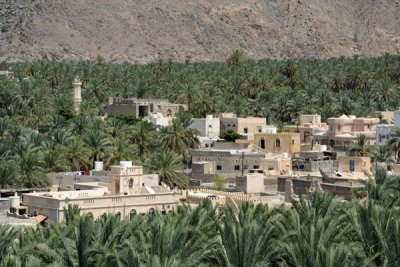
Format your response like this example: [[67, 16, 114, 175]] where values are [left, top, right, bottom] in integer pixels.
[[219, 113, 276, 140], [22, 162, 181, 222], [292, 151, 338, 173], [107, 97, 187, 118], [251, 132, 301, 155], [337, 156, 371, 174], [285, 114, 328, 144], [313, 115, 379, 147], [376, 124, 394, 146], [189, 115, 220, 139], [191, 148, 265, 179]]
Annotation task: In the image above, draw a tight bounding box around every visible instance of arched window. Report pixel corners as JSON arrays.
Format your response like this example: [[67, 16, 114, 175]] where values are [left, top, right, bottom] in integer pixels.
[[149, 208, 155, 215], [85, 212, 93, 218], [130, 209, 137, 220], [116, 212, 121, 220], [166, 109, 172, 117], [275, 138, 281, 147]]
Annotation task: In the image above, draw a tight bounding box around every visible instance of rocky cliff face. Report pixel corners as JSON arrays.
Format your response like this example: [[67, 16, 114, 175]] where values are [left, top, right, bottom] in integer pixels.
[[0, 0, 399, 63]]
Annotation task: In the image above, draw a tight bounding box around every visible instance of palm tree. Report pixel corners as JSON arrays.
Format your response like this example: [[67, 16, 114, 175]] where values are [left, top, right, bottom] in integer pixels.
[[64, 138, 91, 171], [219, 202, 283, 267], [144, 151, 185, 188], [350, 200, 400, 266], [129, 120, 156, 157], [369, 146, 394, 170], [388, 128, 400, 163], [14, 144, 46, 188], [0, 224, 17, 261], [105, 139, 136, 167], [0, 161, 16, 188], [226, 50, 246, 65], [84, 130, 111, 169], [159, 117, 200, 157], [349, 134, 370, 156], [280, 192, 360, 266]]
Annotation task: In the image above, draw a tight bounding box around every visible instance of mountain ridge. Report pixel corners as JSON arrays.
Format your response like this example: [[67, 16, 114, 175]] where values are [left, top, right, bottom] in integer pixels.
[[0, 0, 399, 63]]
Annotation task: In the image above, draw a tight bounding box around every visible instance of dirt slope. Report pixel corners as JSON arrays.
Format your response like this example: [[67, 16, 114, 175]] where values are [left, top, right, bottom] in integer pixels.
[[0, 0, 399, 63]]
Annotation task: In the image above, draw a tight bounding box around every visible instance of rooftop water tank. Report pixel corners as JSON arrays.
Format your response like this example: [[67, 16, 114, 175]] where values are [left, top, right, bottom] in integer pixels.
[[9, 193, 20, 209], [94, 161, 103, 171], [120, 161, 133, 168]]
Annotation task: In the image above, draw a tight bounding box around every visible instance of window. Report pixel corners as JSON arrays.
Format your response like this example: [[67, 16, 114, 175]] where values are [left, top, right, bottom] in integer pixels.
[[253, 165, 259, 169], [337, 125, 341, 131], [350, 160, 355, 172], [275, 138, 281, 147], [130, 209, 137, 220], [244, 128, 248, 134], [234, 165, 240, 171], [233, 124, 236, 127], [216, 165, 222, 170], [258, 129, 262, 133], [227, 124, 231, 127], [330, 126, 333, 131], [379, 134, 382, 142], [292, 139, 295, 145], [208, 124, 212, 128]]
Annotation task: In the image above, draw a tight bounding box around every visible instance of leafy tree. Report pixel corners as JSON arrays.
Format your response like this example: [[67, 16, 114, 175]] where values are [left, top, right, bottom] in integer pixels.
[[219, 130, 242, 142]]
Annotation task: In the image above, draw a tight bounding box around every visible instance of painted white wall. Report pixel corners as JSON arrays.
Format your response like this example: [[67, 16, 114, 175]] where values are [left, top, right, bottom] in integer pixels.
[[376, 124, 394, 146]]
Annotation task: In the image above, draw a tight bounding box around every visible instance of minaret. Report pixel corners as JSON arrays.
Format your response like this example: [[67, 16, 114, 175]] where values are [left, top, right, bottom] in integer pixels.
[[72, 76, 82, 112]]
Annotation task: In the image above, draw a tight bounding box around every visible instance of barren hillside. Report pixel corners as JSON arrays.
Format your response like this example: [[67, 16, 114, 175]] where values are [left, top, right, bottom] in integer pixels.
[[0, 0, 399, 63]]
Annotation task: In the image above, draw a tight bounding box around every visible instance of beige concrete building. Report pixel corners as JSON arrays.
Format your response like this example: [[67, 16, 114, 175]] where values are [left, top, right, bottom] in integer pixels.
[[107, 98, 187, 118], [372, 110, 394, 124], [252, 132, 301, 155], [236, 174, 264, 194], [219, 113, 275, 139], [259, 156, 292, 176], [22, 162, 181, 222], [285, 114, 328, 144], [313, 115, 379, 147], [192, 149, 265, 176], [338, 156, 371, 173]]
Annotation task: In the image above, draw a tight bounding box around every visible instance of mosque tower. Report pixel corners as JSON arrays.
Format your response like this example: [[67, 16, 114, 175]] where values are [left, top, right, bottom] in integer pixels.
[[72, 76, 82, 112]]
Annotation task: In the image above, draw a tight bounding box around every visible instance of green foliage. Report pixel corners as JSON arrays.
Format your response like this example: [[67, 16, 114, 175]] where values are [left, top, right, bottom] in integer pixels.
[[211, 174, 226, 191], [219, 130, 242, 142], [3, 187, 400, 266], [0, 55, 399, 187]]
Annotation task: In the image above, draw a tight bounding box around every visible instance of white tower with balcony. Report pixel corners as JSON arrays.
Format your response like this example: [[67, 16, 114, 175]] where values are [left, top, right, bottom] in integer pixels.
[[73, 76, 82, 112]]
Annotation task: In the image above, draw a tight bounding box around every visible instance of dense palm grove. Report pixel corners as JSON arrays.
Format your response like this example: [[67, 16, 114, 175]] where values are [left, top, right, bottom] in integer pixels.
[[1, 54, 400, 188], [0, 177, 400, 267], [0, 54, 400, 265]]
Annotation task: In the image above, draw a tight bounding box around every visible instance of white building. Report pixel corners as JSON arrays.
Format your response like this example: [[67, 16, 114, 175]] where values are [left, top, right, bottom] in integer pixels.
[[394, 108, 400, 127], [148, 112, 173, 127], [376, 124, 394, 146], [190, 115, 220, 139], [376, 108, 400, 146]]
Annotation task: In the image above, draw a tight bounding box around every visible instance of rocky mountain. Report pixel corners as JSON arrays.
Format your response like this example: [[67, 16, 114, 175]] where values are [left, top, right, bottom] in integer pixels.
[[0, 0, 399, 63]]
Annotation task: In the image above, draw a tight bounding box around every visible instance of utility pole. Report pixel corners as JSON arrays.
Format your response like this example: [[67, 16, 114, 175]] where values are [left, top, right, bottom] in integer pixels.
[[241, 151, 244, 175]]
